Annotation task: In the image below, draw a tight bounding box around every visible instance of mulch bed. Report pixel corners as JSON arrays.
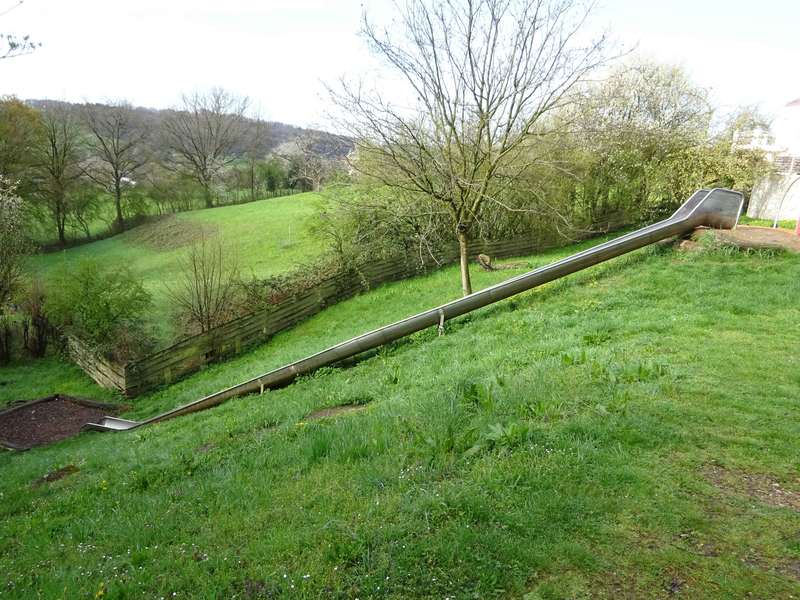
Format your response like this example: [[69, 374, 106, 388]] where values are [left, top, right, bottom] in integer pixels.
[[0, 395, 130, 451]]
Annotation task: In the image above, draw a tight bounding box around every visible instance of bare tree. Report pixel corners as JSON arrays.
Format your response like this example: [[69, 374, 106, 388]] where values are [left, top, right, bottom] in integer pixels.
[[327, 0, 617, 296], [164, 234, 241, 335], [80, 100, 149, 233], [243, 112, 269, 203], [160, 88, 251, 209], [30, 103, 85, 245]]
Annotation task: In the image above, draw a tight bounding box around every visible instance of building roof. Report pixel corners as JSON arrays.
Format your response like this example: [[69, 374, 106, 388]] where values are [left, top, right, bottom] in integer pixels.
[[787, 98, 800, 107]]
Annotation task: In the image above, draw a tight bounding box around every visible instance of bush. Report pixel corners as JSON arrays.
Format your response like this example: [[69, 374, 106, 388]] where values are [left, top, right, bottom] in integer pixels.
[[44, 256, 154, 362], [241, 256, 346, 313]]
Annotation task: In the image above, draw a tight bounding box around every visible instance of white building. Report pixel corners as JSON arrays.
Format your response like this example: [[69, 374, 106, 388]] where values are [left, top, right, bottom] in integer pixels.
[[746, 98, 800, 222]]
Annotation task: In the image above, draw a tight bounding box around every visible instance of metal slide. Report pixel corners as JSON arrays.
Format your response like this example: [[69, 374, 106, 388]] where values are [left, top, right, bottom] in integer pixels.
[[82, 188, 744, 433]]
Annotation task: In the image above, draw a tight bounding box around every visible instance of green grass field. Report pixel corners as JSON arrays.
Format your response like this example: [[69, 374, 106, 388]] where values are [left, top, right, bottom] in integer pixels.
[[738, 214, 798, 230], [27, 190, 302, 247], [29, 192, 325, 342], [2, 236, 800, 598]]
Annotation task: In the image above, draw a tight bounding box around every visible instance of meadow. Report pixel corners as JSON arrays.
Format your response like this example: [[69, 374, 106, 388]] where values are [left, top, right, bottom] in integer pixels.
[[2, 234, 800, 598], [738, 214, 798, 230], [29, 192, 325, 343]]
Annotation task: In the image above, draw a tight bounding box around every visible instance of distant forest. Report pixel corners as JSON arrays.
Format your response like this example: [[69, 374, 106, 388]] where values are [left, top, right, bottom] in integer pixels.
[[24, 98, 350, 159], [0, 90, 352, 248]]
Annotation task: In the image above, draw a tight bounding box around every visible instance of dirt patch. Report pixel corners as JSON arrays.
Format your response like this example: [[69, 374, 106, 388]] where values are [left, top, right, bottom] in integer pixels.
[[776, 560, 800, 582], [123, 214, 219, 252], [702, 465, 800, 511], [0, 396, 124, 449], [692, 225, 800, 253], [31, 464, 80, 488], [306, 404, 367, 421], [197, 442, 215, 453], [678, 239, 704, 253]]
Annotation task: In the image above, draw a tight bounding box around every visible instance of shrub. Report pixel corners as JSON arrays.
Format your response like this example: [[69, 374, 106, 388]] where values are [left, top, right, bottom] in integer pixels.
[[240, 256, 345, 313], [44, 256, 154, 362], [164, 233, 242, 337]]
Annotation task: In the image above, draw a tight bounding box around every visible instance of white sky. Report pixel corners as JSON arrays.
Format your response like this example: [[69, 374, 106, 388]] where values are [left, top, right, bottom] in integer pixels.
[[1, 0, 798, 128]]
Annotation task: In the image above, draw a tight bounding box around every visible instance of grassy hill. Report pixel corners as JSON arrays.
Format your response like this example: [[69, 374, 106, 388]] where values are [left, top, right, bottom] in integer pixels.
[[31, 192, 325, 342], [2, 236, 800, 598], [0, 230, 634, 405]]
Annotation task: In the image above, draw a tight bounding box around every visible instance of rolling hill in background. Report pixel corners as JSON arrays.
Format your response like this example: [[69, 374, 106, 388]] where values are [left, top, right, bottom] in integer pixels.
[[24, 98, 352, 158], [31, 191, 327, 343]]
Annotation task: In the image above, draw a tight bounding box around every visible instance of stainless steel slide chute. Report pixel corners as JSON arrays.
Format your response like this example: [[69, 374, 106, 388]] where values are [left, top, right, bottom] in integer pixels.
[[82, 188, 744, 433]]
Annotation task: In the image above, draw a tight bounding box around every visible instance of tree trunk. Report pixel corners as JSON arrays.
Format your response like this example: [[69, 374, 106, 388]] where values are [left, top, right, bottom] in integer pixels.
[[114, 184, 125, 234], [57, 221, 66, 246], [250, 163, 257, 203], [457, 228, 472, 297], [204, 186, 213, 209], [55, 198, 67, 246]]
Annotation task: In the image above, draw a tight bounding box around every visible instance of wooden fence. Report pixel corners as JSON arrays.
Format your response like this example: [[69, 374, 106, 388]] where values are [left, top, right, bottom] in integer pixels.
[[72, 213, 628, 398]]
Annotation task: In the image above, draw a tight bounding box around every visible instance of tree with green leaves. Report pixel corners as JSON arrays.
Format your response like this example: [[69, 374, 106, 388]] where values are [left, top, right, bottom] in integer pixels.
[[261, 155, 287, 195], [44, 256, 153, 361], [568, 56, 713, 220], [0, 95, 41, 189], [568, 57, 768, 218]]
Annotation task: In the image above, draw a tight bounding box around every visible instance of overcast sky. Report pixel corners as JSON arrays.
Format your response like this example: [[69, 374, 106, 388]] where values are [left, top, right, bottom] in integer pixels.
[[1, 0, 798, 128]]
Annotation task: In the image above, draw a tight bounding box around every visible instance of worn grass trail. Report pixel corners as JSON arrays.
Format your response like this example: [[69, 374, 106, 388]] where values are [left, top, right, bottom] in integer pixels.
[[1, 243, 800, 599]]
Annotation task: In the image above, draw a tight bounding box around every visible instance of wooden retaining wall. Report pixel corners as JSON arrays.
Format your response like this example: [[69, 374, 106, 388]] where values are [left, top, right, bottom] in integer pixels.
[[73, 214, 628, 398]]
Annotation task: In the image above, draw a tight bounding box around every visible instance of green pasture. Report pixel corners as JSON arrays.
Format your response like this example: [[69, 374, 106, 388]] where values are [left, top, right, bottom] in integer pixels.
[[2, 233, 800, 598], [29, 192, 324, 343], [738, 214, 798, 230]]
